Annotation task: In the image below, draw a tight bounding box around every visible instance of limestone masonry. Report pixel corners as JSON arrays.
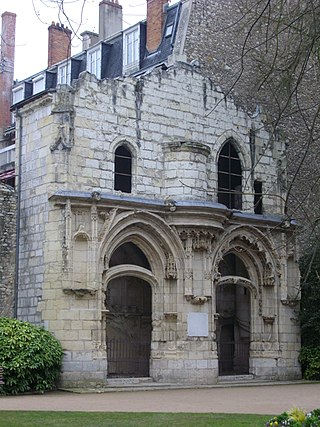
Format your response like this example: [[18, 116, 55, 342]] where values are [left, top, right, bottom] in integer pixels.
[[11, 0, 301, 386]]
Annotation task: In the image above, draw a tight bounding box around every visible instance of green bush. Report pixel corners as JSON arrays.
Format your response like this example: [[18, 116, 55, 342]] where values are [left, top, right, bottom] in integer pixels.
[[0, 317, 63, 395], [299, 346, 320, 380]]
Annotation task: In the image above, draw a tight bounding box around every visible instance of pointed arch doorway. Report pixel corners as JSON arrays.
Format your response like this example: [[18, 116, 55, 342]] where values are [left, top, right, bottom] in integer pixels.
[[216, 253, 251, 375], [105, 242, 152, 378]]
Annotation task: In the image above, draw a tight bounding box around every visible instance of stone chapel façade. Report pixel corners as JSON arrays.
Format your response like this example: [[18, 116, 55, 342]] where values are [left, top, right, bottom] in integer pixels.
[[11, 0, 301, 386]]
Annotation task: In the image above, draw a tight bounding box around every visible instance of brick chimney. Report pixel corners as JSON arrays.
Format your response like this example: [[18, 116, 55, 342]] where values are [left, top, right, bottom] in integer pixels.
[[48, 22, 72, 67], [146, 0, 167, 52], [0, 12, 16, 133], [99, 0, 123, 41]]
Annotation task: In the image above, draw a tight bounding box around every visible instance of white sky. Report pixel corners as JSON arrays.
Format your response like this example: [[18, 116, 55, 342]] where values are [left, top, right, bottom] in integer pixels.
[[0, 0, 178, 81]]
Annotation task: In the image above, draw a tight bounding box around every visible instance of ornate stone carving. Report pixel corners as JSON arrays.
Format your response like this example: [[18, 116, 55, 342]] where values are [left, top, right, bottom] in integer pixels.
[[164, 312, 178, 321], [165, 253, 177, 279], [263, 315, 275, 325], [184, 269, 193, 280], [185, 294, 210, 305], [263, 262, 275, 287], [281, 298, 299, 307], [179, 228, 215, 253], [63, 288, 97, 297], [50, 124, 72, 151]]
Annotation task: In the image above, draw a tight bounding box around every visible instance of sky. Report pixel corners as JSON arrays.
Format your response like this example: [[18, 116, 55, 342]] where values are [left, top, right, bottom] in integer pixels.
[[0, 0, 178, 81]]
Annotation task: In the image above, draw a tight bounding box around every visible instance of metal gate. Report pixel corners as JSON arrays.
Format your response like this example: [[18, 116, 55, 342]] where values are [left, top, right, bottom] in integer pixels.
[[107, 337, 150, 377], [218, 340, 250, 375]]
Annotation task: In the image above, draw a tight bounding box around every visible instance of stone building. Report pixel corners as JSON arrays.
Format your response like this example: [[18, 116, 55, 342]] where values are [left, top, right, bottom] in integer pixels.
[[11, 0, 301, 386]]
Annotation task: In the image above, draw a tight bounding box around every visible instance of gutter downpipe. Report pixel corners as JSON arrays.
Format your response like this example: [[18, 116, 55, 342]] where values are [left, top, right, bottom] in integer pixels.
[[13, 108, 22, 318]]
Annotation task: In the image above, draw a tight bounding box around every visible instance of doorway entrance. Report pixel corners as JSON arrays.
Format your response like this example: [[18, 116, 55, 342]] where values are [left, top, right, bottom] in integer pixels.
[[106, 276, 152, 377], [216, 253, 251, 375], [216, 282, 250, 375]]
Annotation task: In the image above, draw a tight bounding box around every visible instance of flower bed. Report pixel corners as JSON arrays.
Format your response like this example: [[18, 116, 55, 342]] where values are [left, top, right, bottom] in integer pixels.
[[265, 408, 320, 426]]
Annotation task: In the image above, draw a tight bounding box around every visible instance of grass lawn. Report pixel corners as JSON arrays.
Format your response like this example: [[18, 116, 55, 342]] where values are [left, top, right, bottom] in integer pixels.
[[0, 411, 269, 426]]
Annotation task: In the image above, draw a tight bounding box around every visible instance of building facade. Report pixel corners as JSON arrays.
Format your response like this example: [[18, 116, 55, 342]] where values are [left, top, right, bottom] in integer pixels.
[[11, 0, 301, 386]]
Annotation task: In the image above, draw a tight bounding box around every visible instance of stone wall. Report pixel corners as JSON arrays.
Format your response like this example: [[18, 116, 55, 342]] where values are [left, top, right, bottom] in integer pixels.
[[0, 183, 16, 317]]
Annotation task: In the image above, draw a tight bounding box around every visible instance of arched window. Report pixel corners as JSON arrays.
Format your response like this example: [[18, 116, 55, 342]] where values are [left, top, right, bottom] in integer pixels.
[[114, 145, 132, 193], [218, 140, 242, 209], [109, 242, 151, 271]]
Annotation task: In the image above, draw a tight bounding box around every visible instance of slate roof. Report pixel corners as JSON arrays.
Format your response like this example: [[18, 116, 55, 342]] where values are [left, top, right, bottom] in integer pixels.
[[11, 2, 181, 107]]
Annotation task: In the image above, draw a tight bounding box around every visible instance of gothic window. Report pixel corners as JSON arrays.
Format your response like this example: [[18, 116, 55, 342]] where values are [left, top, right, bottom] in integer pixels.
[[218, 140, 242, 210], [114, 145, 132, 193]]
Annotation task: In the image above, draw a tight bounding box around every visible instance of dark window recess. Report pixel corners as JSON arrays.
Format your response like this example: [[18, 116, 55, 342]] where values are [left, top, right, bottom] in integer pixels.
[[109, 242, 151, 270], [254, 180, 263, 214], [218, 140, 242, 210], [114, 145, 132, 193]]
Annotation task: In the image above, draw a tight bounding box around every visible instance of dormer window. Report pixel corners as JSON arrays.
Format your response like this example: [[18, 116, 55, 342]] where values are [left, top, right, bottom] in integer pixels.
[[32, 74, 46, 94], [57, 61, 71, 85], [12, 85, 25, 104], [87, 45, 101, 79], [123, 26, 140, 75]]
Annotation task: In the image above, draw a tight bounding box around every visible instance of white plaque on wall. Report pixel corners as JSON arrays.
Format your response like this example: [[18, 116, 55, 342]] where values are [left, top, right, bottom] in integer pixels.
[[187, 312, 209, 337]]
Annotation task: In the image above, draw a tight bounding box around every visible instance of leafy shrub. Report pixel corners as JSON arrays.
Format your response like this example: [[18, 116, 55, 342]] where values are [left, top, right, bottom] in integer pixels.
[[299, 346, 320, 380], [0, 317, 63, 395]]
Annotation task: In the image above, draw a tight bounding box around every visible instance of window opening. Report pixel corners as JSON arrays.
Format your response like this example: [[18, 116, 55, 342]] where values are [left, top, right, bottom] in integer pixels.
[[12, 86, 24, 104], [123, 26, 140, 74], [109, 242, 151, 270], [87, 46, 101, 79], [32, 75, 45, 94], [218, 253, 249, 279], [114, 145, 132, 193], [218, 140, 242, 209], [165, 24, 173, 37], [126, 29, 139, 65], [57, 61, 71, 85], [254, 180, 263, 214]]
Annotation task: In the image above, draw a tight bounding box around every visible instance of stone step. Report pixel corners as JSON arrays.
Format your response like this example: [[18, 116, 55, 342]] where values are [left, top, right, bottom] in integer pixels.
[[106, 377, 154, 386], [218, 374, 255, 384]]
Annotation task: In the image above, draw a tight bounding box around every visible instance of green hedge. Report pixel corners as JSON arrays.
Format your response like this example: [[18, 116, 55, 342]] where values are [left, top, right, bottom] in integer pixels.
[[299, 346, 320, 380], [0, 317, 63, 395]]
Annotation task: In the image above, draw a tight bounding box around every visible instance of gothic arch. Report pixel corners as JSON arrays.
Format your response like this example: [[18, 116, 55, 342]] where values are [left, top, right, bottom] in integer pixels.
[[103, 265, 158, 293], [212, 224, 281, 289], [215, 131, 250, 170], [99, 210, 185, 280]]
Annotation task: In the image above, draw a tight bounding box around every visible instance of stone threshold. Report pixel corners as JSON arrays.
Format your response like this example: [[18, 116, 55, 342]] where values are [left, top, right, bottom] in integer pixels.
[[59, 379, 314, 394]]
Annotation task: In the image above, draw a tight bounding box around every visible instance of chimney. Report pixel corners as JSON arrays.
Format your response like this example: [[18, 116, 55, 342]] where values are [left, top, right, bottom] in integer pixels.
[[146, 0, 167, 52], [99, 0, 123, 41], [0, 12, 16, 133], [48, 22, 72, 67], [81, 31, 99, 51]]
